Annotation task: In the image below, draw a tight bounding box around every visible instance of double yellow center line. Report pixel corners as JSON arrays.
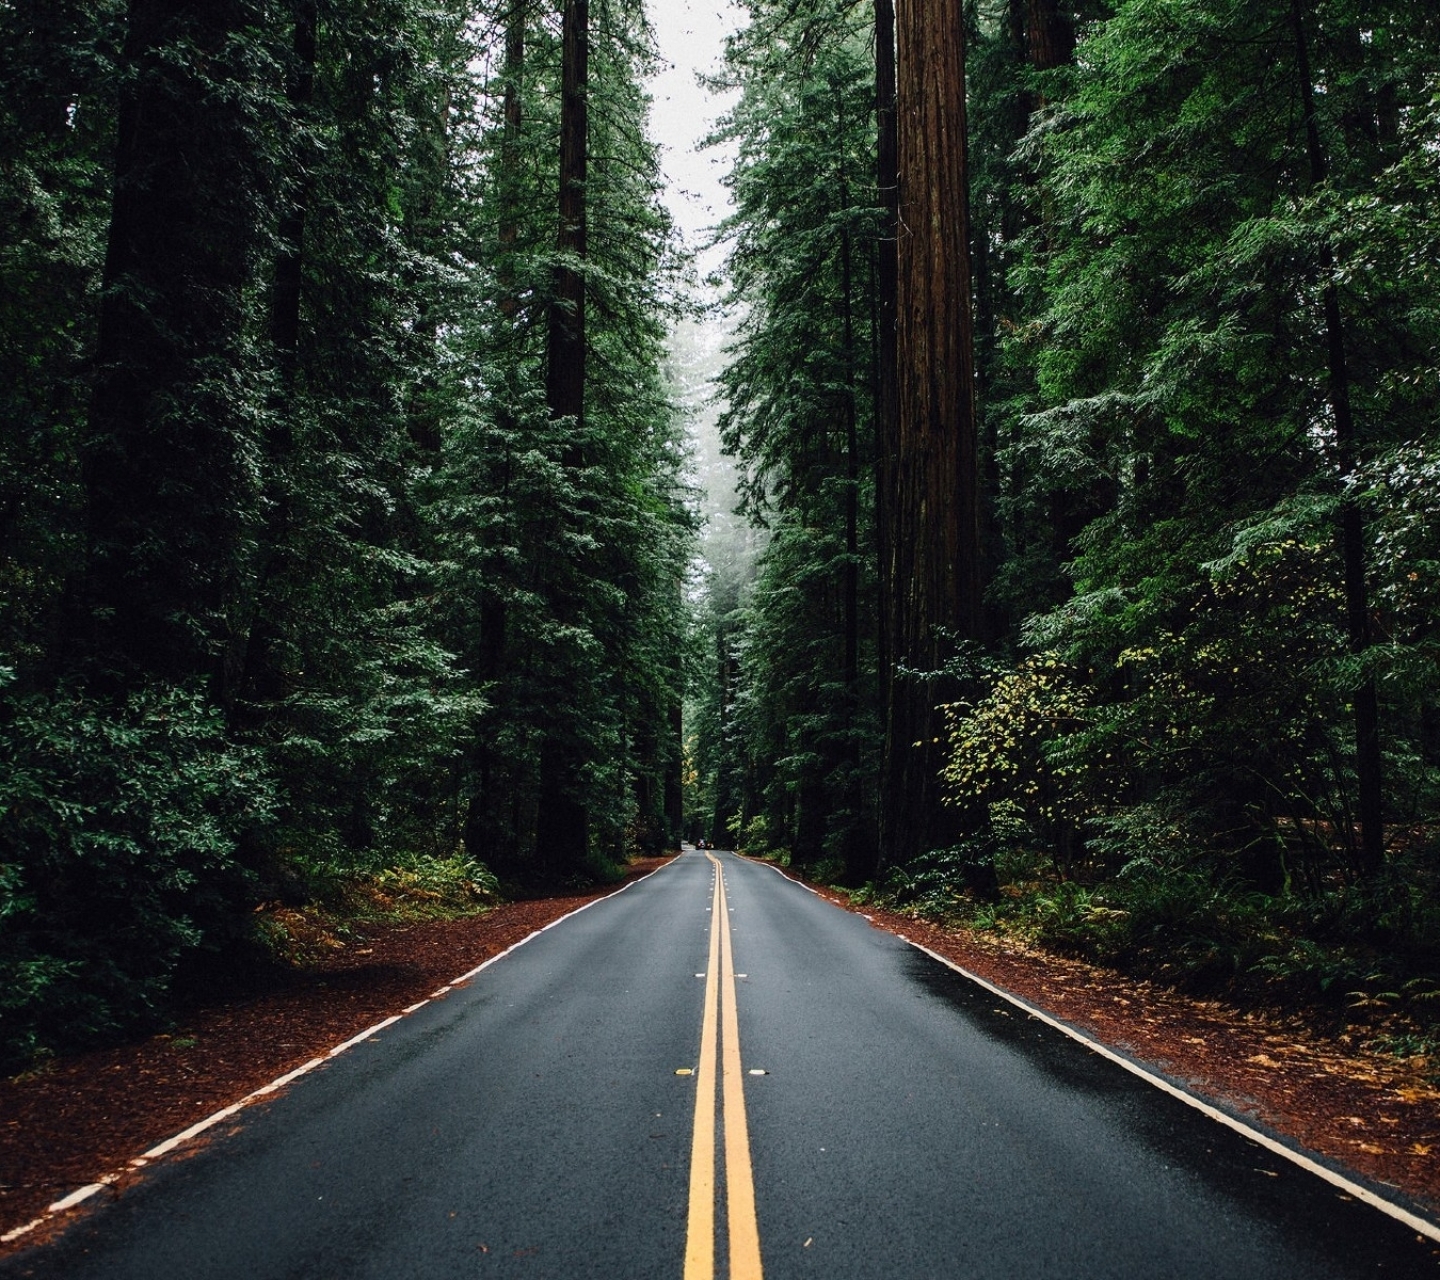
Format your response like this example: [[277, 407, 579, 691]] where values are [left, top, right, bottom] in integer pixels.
[[684, 853, 763, 1280]]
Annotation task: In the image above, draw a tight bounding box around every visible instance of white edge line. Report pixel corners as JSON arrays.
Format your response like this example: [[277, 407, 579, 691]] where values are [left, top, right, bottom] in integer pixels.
[[136, 1103, 246, 1162], [46, 1184, 107, 1214], [750, 857, 823, 897], [3, 855, 684, 1248], [753, 855, 1440, 1244], [1, 1217, 49, 1244], [905, 935, 1440, 1244], [451, 856, 678, 983], [327, 1015, 402, 1058], [244, 1057, 325, 1100]]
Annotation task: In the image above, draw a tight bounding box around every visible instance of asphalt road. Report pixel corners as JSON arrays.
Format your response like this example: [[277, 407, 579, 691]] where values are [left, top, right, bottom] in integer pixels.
[[5, 849, 1437, 1278]]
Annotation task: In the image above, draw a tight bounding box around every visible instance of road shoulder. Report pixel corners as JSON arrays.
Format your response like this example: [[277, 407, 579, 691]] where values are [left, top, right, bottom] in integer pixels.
[[752, 858, 1440, 1221]]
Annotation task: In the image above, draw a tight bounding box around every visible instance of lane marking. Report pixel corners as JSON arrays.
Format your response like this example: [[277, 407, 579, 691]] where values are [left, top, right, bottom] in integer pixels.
[[684, 871, 723, 1280], [718, 865, 763, 1279], [747, 859, 1440, 1245], [2, 856, 686, 1248], [685, 853, 765, 1279], [906, 939, 1440, 1245]]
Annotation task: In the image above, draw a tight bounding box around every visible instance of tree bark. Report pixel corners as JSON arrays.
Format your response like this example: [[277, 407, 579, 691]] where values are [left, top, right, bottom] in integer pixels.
[[665, 695, 684, 848], [79, 0, 260, 692], [873, 0, 899, 869], [271, 0, 317, 395], [233, 0, 318, 717], [545, 0, 587, 433], [881, 0, 981, 868], [1024, 0, 1074, 73], [536, 0, 590, 877], [1291, 0, 1384, 876], [465, 0, 527, 873], [838, 91, 867, 883]]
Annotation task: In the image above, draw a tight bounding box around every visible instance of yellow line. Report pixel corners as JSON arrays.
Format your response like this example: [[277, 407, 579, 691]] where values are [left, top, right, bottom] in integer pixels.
[[684, 869, 722, 1280], [718, 866, 764, 1279], [684, 854, 764, 1280]]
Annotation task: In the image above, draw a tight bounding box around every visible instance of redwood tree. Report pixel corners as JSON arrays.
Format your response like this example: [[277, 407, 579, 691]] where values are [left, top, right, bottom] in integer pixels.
[[535, 0, 590, 876], [881, 0, 982, 869]]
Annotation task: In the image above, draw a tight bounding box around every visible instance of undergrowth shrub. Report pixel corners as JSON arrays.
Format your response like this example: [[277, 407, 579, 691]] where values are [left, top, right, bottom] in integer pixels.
[[877, 836, 1440, 1054], [254, 851, 500, 964], [0, 677, 274, 1070], [728, 813, 779, 860]]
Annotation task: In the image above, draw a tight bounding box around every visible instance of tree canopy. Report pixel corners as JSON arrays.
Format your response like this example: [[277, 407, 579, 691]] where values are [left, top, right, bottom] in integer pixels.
[[2, 0, 1438, 1068], [687, 0, 1440, 1040], [0, 0, 690, 1067]]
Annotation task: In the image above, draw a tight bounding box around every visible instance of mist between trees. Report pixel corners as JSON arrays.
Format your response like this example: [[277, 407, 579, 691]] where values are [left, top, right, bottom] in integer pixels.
[[685, 0, 1440, 1058], [1, 0, 1437, 1073]]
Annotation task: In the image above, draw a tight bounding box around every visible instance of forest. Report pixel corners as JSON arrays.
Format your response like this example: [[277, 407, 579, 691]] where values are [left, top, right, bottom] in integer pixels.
[[688, 0, 1440, 1058], [2, 0, 1438, 1074], [0, 0, 690, 1067]]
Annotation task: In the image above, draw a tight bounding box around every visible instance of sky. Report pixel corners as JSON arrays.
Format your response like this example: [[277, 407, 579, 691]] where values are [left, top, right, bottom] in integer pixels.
[[645, 2, 750, 544], [644, 0, 743, 258]]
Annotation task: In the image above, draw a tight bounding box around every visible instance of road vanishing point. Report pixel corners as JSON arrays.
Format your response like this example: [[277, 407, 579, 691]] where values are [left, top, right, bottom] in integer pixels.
[[4, 849, 1437, 1278]]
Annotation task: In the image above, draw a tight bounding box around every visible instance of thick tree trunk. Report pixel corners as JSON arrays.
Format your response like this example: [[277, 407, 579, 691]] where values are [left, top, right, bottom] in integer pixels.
[[840, 112, 858, 881], [466, 0, 526, 873], [271, 0, 317, 394], [873, 0, 899, 870], [881, 0, 981, 868], [1024, 0, 1074, 73], [234, 0, 318, 717], [545, 0, 587, 430], [79, 0, 260, 691], [536, 0, 590, 876], [498, 0, 526, 316], [1291, 0, 1384, 876], [665, 696, 684, 848]]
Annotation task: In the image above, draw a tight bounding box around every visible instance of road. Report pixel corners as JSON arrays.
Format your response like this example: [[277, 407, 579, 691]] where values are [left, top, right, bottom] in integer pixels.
[[4, 849, 1436, 1278]]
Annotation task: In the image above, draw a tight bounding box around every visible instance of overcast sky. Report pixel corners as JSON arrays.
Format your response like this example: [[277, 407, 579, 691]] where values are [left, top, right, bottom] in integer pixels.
[[645, 0, 742, 256]]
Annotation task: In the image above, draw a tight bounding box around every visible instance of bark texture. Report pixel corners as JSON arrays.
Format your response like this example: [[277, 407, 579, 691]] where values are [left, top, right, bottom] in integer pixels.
[[882, 0, 981, 868], [80, 0, 260, 691], [536, 0, 590, 875], [1291, 0, 1384, 875]]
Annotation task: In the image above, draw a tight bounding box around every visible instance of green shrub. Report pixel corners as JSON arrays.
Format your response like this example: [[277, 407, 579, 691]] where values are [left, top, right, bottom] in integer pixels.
[[0, 677, 273, 1069]]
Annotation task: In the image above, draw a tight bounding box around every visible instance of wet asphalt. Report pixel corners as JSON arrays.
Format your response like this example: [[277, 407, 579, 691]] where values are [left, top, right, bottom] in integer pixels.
[[3, 848, 1437, 1279]]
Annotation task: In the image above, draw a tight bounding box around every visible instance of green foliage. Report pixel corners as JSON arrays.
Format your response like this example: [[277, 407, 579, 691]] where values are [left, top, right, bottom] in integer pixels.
[[0, 0, 692, 1067], [941, 653, 1117, 871], [0, 678, 274, 1068], [691, 0, 882, 881], [829, 0, 1440, 1045], [439, 0, 691, 880], [727, 812, 779, 860]]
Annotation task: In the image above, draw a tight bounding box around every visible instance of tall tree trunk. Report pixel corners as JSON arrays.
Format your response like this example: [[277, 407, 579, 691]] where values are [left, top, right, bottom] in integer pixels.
[[545, 0, 588, 431], [873, 0, 900, 870], [234, 0, 318, 718], [882, 0, 981, 868], [536, 0, 590, 877], [837, 88, 866, 883], [79, 0, 261, 692], [1291, 0, 1384, 875], [497, 0, 526, 318], [271, 0, 316, 396], [1024, 0, 1074, 74], [665, 695, 684, 848], [465, 0, 527, 873]]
